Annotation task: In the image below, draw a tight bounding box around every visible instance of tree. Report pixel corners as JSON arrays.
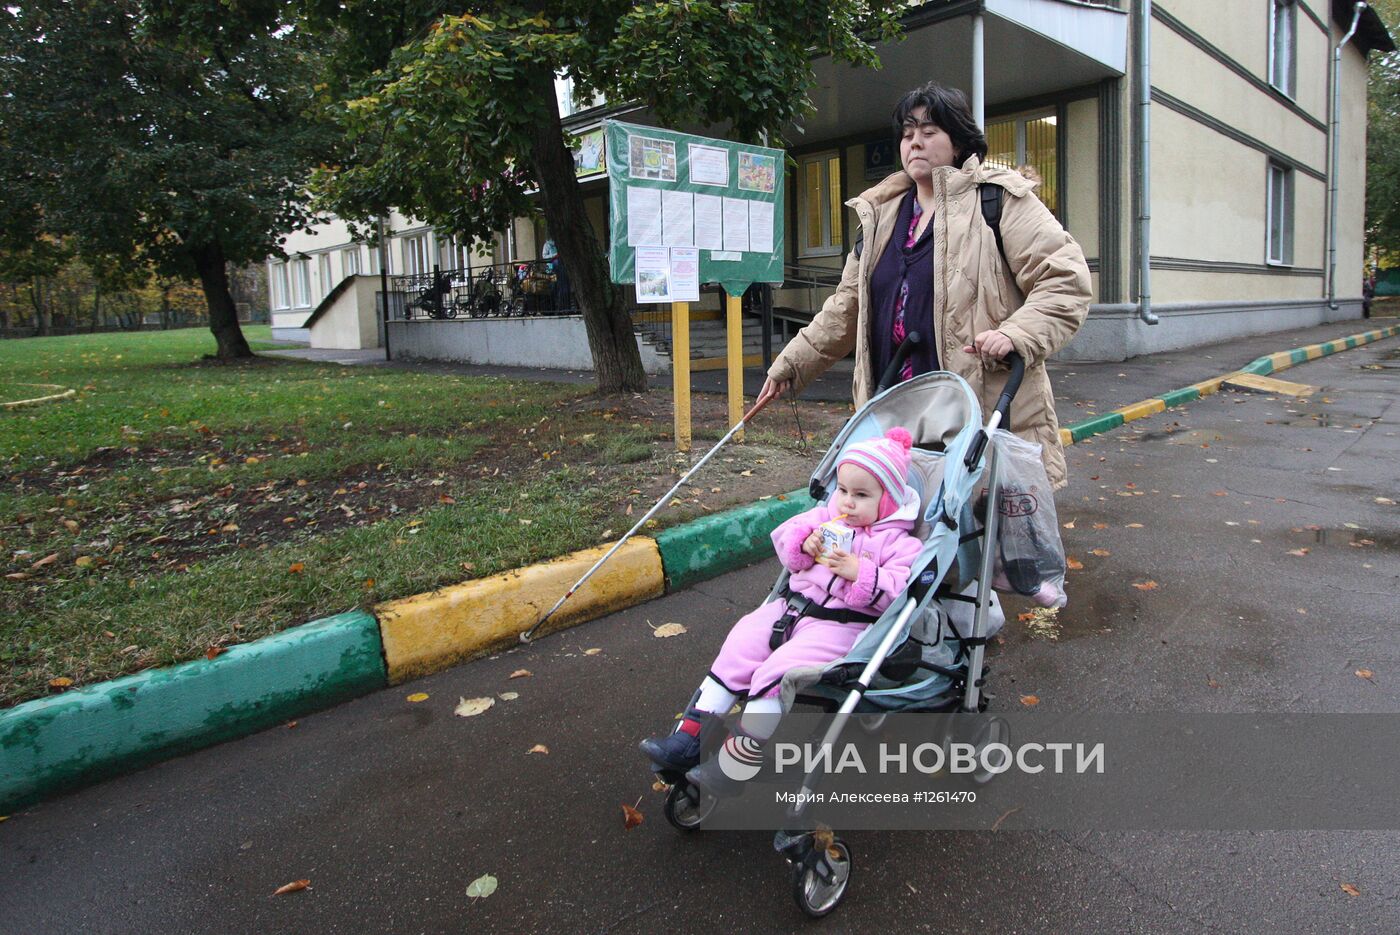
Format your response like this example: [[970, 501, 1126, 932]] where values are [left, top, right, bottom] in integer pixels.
[[1367, 1, 1400, 265], [305, 1, 905, 392], [0, 1, 336, 357]]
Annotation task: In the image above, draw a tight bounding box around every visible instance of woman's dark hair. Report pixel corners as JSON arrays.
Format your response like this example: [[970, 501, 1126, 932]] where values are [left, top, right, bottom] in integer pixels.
[[891, 82, 988, 166]]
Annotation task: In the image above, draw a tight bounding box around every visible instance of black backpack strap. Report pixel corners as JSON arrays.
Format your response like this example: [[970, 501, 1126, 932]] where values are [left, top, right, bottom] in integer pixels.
[[853, 228, 864, 260], [979, 183, 1007, 266]]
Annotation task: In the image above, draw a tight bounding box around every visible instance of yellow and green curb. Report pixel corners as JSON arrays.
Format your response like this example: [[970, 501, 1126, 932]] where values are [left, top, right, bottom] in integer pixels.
[[1057, 324, 1400, 447], [0, 491, 813, 811]]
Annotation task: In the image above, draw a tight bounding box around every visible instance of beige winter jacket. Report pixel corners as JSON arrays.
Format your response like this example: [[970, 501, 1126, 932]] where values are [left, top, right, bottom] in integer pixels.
[[768, 156, 1091, 489]]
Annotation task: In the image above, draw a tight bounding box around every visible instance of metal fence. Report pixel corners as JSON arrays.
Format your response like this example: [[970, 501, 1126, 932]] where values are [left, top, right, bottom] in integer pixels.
[[382, 259, 577, 322]]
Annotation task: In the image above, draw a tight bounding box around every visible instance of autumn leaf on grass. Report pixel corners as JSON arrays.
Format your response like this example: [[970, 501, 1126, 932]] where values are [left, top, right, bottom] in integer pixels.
[[272, 880, 310, 896], [526, 744, 549, 755], [651, 623, 687, 638], [454, 696, 495, 717], [1020, 694, 1040, 707], [1132, 580, 1159, 591], [1066, 557, 1084, 570], [31, 553, 58, 569], [288, 562, 305, 574], [466, 874, 498, 899], [205, 647, 224, 660], [405, 692, 430, 703], [1340, 882, 1361, 897], [621, 803, 644, 830], [47, 677, 73, 690], [508, 669, 532, 679]]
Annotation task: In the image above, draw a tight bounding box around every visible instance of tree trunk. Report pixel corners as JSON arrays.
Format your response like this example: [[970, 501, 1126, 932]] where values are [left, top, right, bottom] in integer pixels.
[[523, 68, 646, 394], [91, 284, 101, 332], [191, 241, 253, 358], [160, 284, 172, 330], [31, 276, 50, 336]]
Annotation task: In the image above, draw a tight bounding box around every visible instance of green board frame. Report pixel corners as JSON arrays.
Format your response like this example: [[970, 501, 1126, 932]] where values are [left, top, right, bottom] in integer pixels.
[[606, 120, 784, 297]]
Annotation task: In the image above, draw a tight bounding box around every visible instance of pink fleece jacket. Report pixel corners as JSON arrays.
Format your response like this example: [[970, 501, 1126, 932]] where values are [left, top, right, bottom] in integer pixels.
[[769, 503, 923, 614]]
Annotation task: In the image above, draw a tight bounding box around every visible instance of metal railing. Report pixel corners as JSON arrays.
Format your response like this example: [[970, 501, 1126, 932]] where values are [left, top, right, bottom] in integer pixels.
[[381, 259, 578, 322]]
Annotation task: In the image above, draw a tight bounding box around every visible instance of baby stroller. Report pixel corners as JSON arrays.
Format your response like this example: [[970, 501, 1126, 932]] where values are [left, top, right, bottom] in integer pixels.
[[655, 339, 1029, 918]]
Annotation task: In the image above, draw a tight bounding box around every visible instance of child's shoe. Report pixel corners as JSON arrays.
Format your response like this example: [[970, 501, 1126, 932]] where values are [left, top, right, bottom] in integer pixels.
[[639, 708, 718, 773], [685, 731, 768, 798]]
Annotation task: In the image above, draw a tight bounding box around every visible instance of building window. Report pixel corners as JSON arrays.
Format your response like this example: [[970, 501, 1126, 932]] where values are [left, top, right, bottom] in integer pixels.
[[798, 152, 843, 257], [984, 111, 1060, 218], [317, 253, 332, 299], [1269, 0, 1296, 98], [342, 247, 361, 277], [269, 261, 290, 310], [1267, 161, 1294, 265], [554, 72, 605, 118], [402, 233, 430, 276], [291, 258, 311, 307], [367, 244, 381, 276]]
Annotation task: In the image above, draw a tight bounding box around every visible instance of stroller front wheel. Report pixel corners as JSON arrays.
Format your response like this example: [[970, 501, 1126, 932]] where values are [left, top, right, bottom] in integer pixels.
[[663, 780, 716, 832], [970, 716, 1011, 785], [792, 838, 852, 918]]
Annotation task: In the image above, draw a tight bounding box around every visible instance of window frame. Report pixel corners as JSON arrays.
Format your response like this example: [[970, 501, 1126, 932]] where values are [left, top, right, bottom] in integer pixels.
[[983, 108, 1061, 219], [1266, 160, 1294, 266], [291, 258, 312, 308], [1268, 0, 1297, 99], [341, 246, 362, 277], [317, 253, 332, 300], [269, 261, 290, 310], [402, 232, 431, 276], [796, 150, 844, 259]]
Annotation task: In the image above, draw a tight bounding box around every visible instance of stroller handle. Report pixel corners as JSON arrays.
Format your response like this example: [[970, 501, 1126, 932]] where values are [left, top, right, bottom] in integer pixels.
[[994, 350, 1026, 425], [875, 331, 922, 394]]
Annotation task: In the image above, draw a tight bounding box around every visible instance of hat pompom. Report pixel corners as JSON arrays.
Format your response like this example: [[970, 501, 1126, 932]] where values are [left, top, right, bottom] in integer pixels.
[[885, 427, 913, 451]]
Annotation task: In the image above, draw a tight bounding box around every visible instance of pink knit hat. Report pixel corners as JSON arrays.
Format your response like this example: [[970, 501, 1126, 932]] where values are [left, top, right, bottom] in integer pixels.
[[837, 427, 914, 521]]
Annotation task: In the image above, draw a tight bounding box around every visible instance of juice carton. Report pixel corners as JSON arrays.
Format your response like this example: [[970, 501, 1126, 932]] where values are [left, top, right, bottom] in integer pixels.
[[818, 518, 853, 555]]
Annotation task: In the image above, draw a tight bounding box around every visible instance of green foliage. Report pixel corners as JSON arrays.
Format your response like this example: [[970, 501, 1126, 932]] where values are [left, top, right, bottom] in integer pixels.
[[1367, 0, 1400, 262], [307, 1, 904, 242]]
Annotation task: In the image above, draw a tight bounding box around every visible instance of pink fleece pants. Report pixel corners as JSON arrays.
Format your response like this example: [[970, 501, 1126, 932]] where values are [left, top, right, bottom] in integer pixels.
[[708, 599, 866, 700]]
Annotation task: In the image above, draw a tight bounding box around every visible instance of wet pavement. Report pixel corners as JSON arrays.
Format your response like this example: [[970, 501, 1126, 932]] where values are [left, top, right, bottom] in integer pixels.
[[2, 334, 1399, 933]]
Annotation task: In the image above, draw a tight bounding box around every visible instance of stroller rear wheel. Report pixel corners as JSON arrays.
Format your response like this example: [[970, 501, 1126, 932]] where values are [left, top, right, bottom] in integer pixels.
[[792, 838, 852, 918], [970, 716, 1010, 785], [663, 780, 716, 832]]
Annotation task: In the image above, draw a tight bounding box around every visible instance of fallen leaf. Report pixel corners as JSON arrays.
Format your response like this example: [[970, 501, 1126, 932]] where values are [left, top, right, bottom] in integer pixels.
[[62, 519, 79, 532], [1340, 882, 1360, 897], [508, 669, 532, 679], [1355, 669, 1375, 682], [406, 692, 430, 703], [1062, 520, 1075, 529], [1092, 522, 1108, 529], [48, 677, 73, 689], [583, 648, 602, 656], [466, 874, 498, 899], [1019, 694, 1040, 706], [651, 622, 687, 638], [454, 696, 495, 717], [288, 562, 305, 574], [205, 647, 224, 660], [1066, 557, 1084, 570], [438, 494, 456, 504], [1207, 676, 1221, 688], [527, 744, 550, 755], [621, 803, 644, 830], [221, 523, 239, 533], [1125, 523, 1144, 529], [460, 561, 475, 572], [1090, 548, 1111, 557], [740, 469, 753, 477], [1287, 548, 1309, 557], [1132, 580, 1159, 591], [498, 692, 519, 701], [273, 880, 310, 896], [5, 572, 28, 581], [1376, 497, 1395, 506], [31, 553, 58, 569]]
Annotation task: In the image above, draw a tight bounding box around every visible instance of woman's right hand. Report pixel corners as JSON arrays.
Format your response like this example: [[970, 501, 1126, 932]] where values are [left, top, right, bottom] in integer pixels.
[[754, 376, 791, 413]]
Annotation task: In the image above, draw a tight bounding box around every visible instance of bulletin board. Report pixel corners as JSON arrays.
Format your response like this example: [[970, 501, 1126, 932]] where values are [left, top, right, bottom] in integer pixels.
[[605, 120, 785, 300]]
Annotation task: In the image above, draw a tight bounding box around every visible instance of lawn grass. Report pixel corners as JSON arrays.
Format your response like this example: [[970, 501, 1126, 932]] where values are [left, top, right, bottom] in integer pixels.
[[1, 327, 839, 707]]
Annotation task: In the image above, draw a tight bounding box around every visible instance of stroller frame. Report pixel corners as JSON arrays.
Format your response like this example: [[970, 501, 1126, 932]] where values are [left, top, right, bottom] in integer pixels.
[[658, 344, 1028, 918]]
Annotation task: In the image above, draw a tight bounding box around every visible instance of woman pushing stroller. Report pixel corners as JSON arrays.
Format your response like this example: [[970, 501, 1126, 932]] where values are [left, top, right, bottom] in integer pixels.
[[641, 427, 922, 794]]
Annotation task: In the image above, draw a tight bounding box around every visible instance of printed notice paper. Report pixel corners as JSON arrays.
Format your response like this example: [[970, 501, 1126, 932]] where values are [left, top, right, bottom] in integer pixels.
[[722, 197, 750, 253], [669, 247, 700, 302], [634, 246, 671, 303], [688, 144, 730, 187], [626, 187, 662, 247], [748, 200, 774, 256], [693, 194, 724, 251], [661, 190, 694, 247]]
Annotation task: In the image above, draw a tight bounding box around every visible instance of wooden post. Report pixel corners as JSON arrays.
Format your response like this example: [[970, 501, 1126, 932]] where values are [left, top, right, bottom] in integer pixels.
[[725, 291, 744, 442], [672, 301, 691, 451]]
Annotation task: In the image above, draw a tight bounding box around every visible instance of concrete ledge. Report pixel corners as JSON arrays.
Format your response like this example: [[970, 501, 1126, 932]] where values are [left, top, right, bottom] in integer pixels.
[[1058, 324, 1400, 447], [0, 609, 385, 812], [655, 490, 815, 592], [376, 538, 665, 684]]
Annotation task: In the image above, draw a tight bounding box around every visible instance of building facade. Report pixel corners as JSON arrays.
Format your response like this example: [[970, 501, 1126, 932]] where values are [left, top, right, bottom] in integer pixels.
[[268, 0, 1393, 361]]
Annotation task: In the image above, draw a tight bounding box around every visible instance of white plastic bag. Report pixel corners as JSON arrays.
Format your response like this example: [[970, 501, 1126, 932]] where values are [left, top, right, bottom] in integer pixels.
[[985, 430, 1067, 608]]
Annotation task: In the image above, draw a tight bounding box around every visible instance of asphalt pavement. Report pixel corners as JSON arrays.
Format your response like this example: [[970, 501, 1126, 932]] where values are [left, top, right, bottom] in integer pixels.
[[3, 330, 1399, 933]]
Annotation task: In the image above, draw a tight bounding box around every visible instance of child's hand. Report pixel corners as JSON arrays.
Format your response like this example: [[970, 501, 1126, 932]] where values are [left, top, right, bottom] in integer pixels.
[[820, 548, 860, 582], [802, 528, 824, 559]]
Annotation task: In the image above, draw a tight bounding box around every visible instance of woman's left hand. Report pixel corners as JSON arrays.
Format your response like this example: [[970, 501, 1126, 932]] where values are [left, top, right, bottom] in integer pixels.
[[962, 330, 1014, 361]]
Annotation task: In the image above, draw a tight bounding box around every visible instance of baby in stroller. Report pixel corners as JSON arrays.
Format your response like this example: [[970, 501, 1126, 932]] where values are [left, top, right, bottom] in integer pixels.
[[640, 427, 923, 794]]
